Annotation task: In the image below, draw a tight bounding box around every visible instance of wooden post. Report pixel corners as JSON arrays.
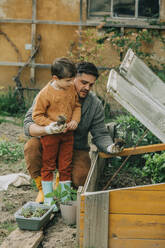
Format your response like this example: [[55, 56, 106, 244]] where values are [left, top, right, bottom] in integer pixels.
[[76, 186, 84, 246], [31, 0, 37, 83]]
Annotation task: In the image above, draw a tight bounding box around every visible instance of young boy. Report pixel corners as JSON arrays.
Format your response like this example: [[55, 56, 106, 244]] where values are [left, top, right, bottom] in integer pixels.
[[32, 57, 81, 207]]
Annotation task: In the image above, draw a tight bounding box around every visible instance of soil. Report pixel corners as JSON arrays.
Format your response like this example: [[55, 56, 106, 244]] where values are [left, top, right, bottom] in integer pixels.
[[0, 117, 77, 248], [0, 116, 151, 247]]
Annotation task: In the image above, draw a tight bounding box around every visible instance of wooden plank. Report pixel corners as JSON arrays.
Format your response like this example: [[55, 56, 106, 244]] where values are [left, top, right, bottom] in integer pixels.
[[0, 19, 165, 29], [0, 228, 43, 248], [109, 189, 165, 214], [116, 182, 165, 191], [79, 195, 85, 248], [0, 61, 51, 68], [83, 191, 109, 248], [120, 48, 165, 106], [109, 214, 165, 239], [83, 152, 106, 193], [99, 143, 165, 158], [30, 0, 37, 82], [107, 70, 165, 143], [109, 239, 165, 248], [76, 186, 84, 246], [82, 152, 98, 193]]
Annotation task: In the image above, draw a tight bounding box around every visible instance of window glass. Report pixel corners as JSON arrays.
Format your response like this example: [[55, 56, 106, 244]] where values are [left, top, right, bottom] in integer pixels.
[[88, 0, 159, 19], [89, 0, 111, 14], [138, 0, 159, 18], [113, 0, 135, 17]]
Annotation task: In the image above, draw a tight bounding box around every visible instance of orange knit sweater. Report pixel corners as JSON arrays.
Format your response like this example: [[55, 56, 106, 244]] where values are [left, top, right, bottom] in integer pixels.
[[32, 82, 81, 126]]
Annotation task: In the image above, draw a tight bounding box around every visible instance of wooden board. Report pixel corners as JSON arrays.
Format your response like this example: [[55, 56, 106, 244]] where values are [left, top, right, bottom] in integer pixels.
[[84, 191, 109, 248], [109, 183, 165, 247], [79, 195, 85, 248], [109, 214, 165, 239], [0, 228, 43, 248], [109, 239, 165, 248], [109, 185, 165, 214], [76, 186, 84, 245], [107, 69, 165, 143], [83, 152, 106, 193], [99, 143, 165, 158]]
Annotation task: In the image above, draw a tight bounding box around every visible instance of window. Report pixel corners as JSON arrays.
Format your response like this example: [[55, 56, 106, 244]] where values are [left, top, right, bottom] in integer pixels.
[[88, 0, 159, 19]]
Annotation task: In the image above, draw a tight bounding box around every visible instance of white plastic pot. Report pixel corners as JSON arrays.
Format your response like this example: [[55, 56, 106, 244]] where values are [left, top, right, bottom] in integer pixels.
[[60, 201, 77, 225]]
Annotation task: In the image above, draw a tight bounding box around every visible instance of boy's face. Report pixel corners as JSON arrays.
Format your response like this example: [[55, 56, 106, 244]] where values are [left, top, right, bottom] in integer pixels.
[[74, 73, 96, 98], [53, 76, 74, 89]]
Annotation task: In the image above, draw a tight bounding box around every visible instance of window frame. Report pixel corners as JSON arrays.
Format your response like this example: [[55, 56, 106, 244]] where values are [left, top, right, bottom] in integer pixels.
[[87, 0, 160, 22]]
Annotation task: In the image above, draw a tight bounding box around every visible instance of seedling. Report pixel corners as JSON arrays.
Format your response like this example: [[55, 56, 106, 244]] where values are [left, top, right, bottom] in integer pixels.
[[20, 207, 47, 218], [46, 184, 77, 207]]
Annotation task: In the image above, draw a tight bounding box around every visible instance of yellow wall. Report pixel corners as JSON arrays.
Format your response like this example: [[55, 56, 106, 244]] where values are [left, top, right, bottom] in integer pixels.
[[0, 0, 79, 90], [0, 0, 164, 92]]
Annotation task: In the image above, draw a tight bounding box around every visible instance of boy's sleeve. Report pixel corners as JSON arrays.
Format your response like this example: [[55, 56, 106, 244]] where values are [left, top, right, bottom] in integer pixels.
[[32, 90, 53, 126], [71, 91, 81, 124]]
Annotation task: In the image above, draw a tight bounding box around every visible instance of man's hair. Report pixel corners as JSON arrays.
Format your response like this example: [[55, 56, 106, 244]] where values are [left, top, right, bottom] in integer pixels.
[[76, 62, 99, 79], [51, 57, 76, 79]]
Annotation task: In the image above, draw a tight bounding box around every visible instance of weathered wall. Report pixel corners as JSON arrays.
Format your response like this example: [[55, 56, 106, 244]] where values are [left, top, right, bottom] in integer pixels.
[[0, 0, 80, 91], [0, 0, 164, 93]]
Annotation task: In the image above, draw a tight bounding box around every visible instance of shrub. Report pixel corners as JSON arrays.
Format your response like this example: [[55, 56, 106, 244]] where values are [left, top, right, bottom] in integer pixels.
[[142, 152, 165, 183], [0, 87, 28, 116], [103, 114, 163, 188]]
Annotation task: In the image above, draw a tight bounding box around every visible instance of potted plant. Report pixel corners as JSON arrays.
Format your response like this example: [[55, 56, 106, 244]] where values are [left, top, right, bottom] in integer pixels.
[[46, 184, 77, 225], [14, 201, 54, 230]]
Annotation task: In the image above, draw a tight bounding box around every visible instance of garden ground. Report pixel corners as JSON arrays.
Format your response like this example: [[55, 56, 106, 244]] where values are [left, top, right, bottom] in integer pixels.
[[0, 117, 77, 248]]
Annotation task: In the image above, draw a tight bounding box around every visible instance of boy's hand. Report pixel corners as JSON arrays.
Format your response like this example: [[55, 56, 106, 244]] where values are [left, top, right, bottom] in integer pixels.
[[67, 120, 78, 130]]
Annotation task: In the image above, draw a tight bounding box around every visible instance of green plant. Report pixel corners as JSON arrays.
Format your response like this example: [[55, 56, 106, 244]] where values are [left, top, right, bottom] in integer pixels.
[[21, 207, 47, 218], [0, 141, 24, 163], [0, 87, 26, 115], [99, 113, 163, 190], [46, 184, 77, 207], [114, 114, 160, 147], [142, 152, 165, 183], [114, 114, 161, 170], [63, 184, 77, 202]]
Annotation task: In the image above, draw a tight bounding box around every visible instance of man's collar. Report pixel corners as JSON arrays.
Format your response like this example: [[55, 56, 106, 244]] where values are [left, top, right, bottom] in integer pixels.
[[80, 92, 92, 115]]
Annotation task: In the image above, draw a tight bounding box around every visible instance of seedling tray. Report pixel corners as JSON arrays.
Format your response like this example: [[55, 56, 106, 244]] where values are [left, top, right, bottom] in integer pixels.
[[14, 201, 54, 231]]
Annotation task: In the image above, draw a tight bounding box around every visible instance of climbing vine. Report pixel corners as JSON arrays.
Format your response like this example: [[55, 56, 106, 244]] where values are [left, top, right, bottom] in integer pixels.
[[69, 25, 165, 76], [68, 25, 165, 108]]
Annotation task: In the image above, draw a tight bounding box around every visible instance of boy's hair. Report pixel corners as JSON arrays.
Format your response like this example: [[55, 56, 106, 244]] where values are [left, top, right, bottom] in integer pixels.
[[76, 62, 99, 79], [51, 57, 76, 79]]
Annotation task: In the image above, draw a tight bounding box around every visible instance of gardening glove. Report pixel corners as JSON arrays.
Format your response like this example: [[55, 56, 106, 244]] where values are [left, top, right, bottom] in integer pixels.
[[45, 122, 67, 135], [107, 138, 125, 154], [45, 115, 67, 135]]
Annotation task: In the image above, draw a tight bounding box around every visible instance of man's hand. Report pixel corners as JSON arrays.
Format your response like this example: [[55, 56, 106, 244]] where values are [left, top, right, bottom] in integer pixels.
[[107, 138, 125, 154], [45, 122, 67, 135], [67, 120, 78, 130]]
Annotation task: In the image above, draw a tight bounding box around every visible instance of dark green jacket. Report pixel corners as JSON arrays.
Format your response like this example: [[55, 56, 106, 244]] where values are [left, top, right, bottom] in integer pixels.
[[24, 92, 113, 153]]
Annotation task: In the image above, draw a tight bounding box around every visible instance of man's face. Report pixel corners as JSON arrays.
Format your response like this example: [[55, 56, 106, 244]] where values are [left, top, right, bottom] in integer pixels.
[[74, 73, 96, 98]]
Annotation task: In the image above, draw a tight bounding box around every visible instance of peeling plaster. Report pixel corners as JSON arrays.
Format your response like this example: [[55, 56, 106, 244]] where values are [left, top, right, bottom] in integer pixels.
[[0, 0, 7, 18]]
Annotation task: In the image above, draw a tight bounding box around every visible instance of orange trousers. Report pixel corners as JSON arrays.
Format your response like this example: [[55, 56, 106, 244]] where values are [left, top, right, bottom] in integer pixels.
[[40, 132, 73, 181], [24, 137, 91, 187]]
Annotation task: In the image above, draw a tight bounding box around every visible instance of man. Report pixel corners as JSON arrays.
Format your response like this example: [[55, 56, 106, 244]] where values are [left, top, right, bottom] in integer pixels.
[[24, 61, 121, 203]]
